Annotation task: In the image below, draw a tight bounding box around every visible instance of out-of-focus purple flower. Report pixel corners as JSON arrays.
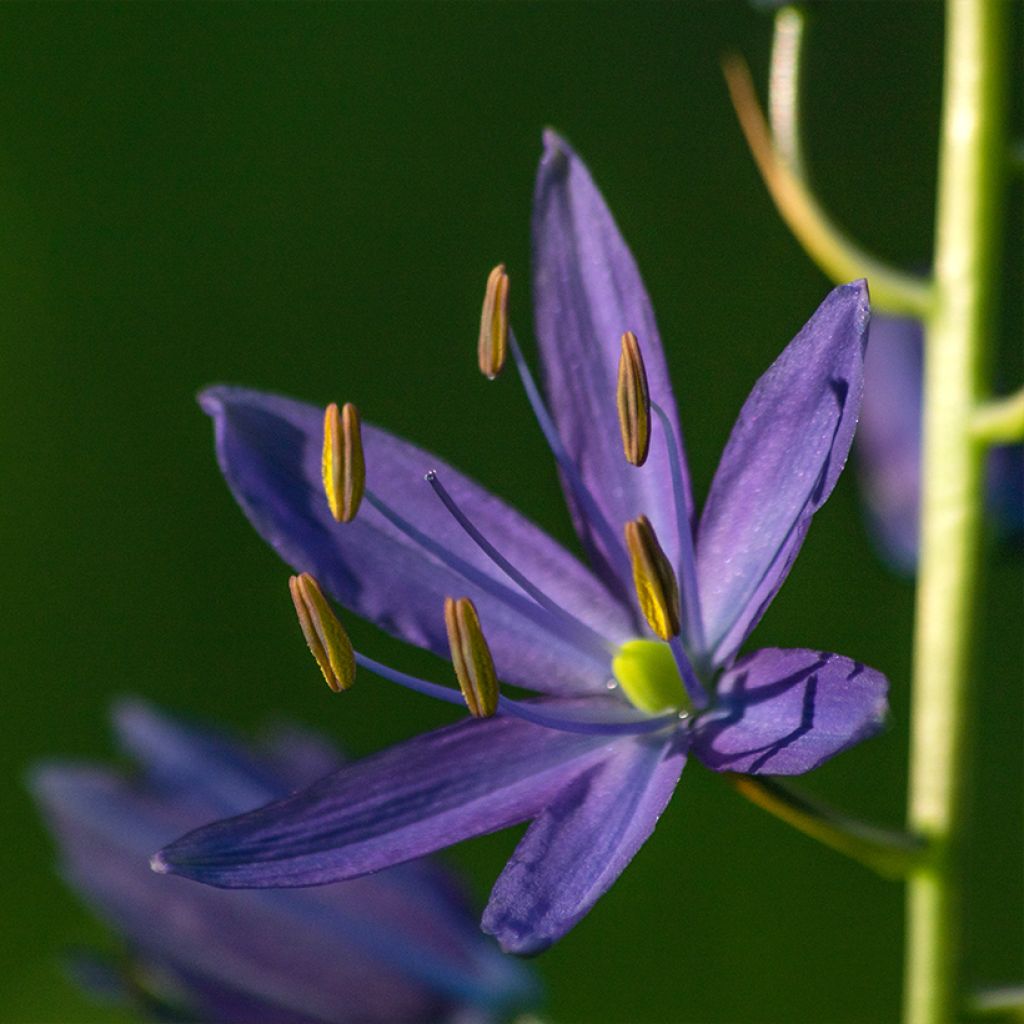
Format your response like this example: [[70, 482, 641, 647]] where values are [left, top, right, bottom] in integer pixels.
[[154, 131, 888, 955], [31, 701, 538, 1023], [857, 313, 1024, 574]]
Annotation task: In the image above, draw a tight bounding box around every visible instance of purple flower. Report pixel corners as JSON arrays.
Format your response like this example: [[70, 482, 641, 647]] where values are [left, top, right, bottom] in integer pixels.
[[857, 313, 1024, 574], [155, 131, 888, 955], [32, 701, 538, 1023]]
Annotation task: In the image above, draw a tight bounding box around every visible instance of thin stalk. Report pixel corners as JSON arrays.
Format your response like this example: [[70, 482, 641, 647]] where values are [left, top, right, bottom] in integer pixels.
[[723, 50, 932, 318], [903, 2, 1007, 1022], [970, 386, 1024, 443]]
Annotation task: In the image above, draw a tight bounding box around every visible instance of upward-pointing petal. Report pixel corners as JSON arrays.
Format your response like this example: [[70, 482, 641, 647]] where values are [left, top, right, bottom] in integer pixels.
[[532, 130, 693, 590], [696, 282, 870, 665], [200, 386, 634, 695]]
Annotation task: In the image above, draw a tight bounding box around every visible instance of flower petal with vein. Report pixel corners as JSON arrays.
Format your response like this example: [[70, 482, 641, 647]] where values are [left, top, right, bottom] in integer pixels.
[[156, 131, 889, 955], [32, 702, 538, 1022]]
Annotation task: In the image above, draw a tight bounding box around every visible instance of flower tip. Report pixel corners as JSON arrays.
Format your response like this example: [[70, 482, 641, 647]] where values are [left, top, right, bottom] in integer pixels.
[[196, 386, 228, 419], [149, 850, 172, 875], [540, 127, 573, 169]]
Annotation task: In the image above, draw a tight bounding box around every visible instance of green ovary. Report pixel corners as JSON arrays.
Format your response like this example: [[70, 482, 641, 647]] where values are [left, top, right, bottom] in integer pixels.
[[611, 639, 690, 715]]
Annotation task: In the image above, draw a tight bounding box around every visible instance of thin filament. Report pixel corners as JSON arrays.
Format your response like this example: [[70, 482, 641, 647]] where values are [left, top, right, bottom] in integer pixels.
[[669, 636, 711, 711], [362, 489, 611, 666], [507, 328, 634, 591], [425, 470, 615, 654], [354, 652, 679, 736], [651, 402, 706, 656]]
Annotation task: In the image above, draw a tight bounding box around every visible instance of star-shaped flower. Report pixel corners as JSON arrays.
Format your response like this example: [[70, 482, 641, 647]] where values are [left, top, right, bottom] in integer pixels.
[[155, 131, 888, 955]]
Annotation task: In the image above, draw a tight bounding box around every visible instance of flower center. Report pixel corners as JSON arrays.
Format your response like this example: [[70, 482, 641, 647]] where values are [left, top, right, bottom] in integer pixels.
[[611, 639, 691, 715]]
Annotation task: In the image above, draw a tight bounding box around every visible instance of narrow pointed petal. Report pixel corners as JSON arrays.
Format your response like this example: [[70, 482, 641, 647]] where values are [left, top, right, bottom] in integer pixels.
[[113, 699, 295, 814], [200, 386, 633, 694], [154, 704, 618, 888], [532, 130, 693, 581], [482, 732, 685, 954], [696, 283, 870, 665], [33, 707, 538, 1022], [690, 647, 888, 775]]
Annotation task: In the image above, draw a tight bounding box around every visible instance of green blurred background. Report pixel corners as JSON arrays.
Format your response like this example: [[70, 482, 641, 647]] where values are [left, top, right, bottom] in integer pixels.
[[2, 3, 1020, 1022]]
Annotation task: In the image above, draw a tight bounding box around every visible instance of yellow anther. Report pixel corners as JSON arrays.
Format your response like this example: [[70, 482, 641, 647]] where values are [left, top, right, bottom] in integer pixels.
[[289, 573, 356, 692], [322, 402, 365, 523], [617, 330, 650, 467], [478, 264, 509, 379], [624, 516, 680, 641], [444, 597, 499, 717]]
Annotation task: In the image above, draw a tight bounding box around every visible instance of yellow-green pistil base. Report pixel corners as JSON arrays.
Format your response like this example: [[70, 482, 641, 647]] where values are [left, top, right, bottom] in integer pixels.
[[611, 639, 690, 715]]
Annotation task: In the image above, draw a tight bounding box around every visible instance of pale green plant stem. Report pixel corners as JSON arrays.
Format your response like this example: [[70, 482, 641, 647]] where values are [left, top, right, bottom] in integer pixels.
[[903, 2, 1007, 1022], [724, 19, 932, 318], [970, 386, 1024, 442]]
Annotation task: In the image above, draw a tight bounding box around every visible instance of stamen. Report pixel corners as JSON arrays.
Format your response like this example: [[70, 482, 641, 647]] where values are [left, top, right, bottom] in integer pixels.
[[425, 470, 614, 654], [352, 647, 678, 736], [624, 515, 680, 641], [622, 517, 707, 706], [650, 402, 706, 657], [288, 573, 356, 692], [322, 402, 365, 523], [444, 597, 499, 717], [617, 331, 651, 467], [668, 635, 711, 711], [478, 265, 509, 379], [506, 328, 634, 596], [362, 489, 611, 665]]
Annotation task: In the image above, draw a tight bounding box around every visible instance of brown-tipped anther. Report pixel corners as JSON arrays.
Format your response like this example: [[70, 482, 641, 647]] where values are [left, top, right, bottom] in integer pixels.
[[624, 515, 681, 641], [478, 264, 509, 379], [444, 596, 499, 717], [617, 330, 651, 466], [322, 401, 365, 523], [289, 573, 356, 692]]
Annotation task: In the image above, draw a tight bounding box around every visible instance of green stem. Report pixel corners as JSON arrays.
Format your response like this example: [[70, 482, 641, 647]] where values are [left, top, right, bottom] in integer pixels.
[[903, 2, 1007, 1022], [768, 6, 808, 175], [970, 386, 1024, 443], [722, 17, 933, 318], [726, 775, 926, 879]]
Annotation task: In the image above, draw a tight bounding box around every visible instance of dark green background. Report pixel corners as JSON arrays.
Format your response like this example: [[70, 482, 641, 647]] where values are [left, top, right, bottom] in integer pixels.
[[3, 3, 1020, 1022]]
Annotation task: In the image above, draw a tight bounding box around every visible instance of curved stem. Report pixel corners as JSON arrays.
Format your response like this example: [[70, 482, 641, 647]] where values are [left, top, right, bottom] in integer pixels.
[[726, 775, 926, 879], [768, 5, 808, 174], [903, 2, 1007, 1022], [723, 50, 932, 318]]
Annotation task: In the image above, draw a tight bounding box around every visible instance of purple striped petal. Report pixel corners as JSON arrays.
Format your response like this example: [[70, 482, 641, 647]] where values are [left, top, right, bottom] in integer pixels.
[[201, 385, 633, 695], [690, 647, 888, 775], [113, 699, 303, 815], [532, 130, 692, 586], [482, 731, 685, 954], [34, 704, 538, 1021], [33, 768, 460, 1023], [154, 704, 619, 889], [696, 283, 870, 665]]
